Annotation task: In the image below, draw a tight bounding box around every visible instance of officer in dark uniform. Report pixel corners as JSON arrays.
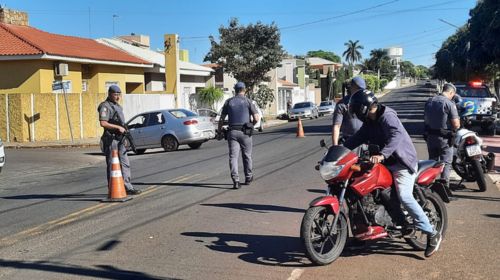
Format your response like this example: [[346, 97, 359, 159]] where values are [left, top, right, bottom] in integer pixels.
[[98, 85, 141, 195], [218, 82, 260, 189], [331, 76, 364, 145], [424, 83, 460, 195]]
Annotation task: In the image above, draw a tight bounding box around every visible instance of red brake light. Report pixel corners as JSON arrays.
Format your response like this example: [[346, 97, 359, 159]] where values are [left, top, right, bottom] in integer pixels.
[[469, 81, 482, 88], [183, 119, 198, 125], [465, 136, 476, 145]]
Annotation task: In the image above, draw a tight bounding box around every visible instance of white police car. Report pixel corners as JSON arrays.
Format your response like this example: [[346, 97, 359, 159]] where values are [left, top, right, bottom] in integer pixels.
[[455, 81, 499, 135]]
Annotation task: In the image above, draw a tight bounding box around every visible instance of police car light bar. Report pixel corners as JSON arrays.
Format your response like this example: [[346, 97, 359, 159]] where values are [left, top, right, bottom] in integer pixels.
[[469, 81, 483, 87]]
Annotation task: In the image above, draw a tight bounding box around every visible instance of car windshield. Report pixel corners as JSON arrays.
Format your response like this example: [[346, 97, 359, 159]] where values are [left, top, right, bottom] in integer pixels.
[[293, 102, 311, 109], [320, 101, 332, 106], [168, 109, 197, 118], [456, 86, 491, 98]]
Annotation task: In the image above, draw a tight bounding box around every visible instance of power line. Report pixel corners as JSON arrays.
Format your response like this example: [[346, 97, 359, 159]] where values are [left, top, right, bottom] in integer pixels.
[[279, 0, 400, 31]]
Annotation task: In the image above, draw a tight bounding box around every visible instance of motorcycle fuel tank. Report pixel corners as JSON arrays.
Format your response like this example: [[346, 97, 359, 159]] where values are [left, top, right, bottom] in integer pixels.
[[350, 163, 393, 196]]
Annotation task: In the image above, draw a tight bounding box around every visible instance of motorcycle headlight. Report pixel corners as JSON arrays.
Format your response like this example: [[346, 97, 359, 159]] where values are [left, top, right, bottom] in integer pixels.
[[319, 161, 345, 181]]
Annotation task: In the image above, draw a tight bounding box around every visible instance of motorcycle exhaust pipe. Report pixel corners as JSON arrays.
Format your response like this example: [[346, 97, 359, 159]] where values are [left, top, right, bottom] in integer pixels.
[[485, 152, 495, 172]]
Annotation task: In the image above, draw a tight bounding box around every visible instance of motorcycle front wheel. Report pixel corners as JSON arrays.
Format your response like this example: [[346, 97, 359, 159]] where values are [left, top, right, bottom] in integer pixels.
[[471, 159, 487, 192], [300, 206, 348, 265], [405, 191, 448, 250]]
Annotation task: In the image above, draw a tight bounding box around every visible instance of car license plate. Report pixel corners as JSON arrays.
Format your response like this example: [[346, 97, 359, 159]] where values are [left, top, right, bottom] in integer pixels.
[[466, 144, 481, 157]]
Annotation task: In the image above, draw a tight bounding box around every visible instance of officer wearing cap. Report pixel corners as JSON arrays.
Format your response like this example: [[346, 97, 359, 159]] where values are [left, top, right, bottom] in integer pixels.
[[331, 76, 364, 145], [218, 82, 260, 189], [424, 83, 460, 195], [98, 85, 141, 195]]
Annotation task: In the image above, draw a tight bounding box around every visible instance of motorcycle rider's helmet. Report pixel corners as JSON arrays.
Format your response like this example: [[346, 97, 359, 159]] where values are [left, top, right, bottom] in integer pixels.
[[348, 89, 377, 122]]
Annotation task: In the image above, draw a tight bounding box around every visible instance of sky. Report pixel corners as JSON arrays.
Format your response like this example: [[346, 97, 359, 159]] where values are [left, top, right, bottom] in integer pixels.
[[3, 0, 477, 67]]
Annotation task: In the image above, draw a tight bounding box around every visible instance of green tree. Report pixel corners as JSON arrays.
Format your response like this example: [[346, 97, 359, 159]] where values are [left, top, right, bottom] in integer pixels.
[[198, 86, 224, 110], [204, 18, 285, 108], [369, 48, 389, 80], [342, 40, 364, 76], [306, 50, 341, 63], [434, 0, 499, 83], [400, 61, 416, 78], [247, 84, 274, 109]]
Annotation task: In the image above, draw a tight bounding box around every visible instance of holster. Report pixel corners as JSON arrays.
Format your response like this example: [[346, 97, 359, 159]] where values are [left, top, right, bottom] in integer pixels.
[[243, 122, 254, 136]]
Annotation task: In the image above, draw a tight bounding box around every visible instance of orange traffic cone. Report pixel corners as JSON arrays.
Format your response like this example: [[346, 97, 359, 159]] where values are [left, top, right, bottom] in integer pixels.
[[102, 148, 132, 202], [296, 117, 305, 138]]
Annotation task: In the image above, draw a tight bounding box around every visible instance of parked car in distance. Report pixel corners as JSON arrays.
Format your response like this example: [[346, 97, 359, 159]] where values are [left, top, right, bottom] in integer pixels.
[[454, 81, 499, 135], [0, 138, 5, 173], [101, 109, 215, 154], [289, 101, 319, 121], [318, 100, 335, 116]]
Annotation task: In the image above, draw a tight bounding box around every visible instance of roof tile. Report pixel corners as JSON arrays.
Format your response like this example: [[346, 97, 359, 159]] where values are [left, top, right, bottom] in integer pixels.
[[0, 23, 149, 65]]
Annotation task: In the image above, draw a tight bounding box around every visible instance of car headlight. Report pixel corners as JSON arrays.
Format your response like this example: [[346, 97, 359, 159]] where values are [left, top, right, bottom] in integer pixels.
[[319, 161, 345, 181], [305, 110, 311, 114]]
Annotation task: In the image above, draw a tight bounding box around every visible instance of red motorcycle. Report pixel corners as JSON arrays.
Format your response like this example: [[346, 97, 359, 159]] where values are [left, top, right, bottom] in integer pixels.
[[300, 141, 449, 265]]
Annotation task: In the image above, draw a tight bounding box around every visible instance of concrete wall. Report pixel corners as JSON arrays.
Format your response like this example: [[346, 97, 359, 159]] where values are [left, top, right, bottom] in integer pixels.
[[123, 94, 175, 120], [0, 92, 107, 142]]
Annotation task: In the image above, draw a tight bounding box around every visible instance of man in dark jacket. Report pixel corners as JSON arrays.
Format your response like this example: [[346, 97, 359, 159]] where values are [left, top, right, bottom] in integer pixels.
[[345, 90, 442, 258]]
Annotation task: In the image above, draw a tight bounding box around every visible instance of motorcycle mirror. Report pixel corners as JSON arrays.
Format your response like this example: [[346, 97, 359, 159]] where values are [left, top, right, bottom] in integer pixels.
[[320, 139, 326, 148]]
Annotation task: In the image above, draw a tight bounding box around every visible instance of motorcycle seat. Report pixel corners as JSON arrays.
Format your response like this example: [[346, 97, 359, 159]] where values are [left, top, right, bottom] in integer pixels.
[[417, 160, 439, 177]]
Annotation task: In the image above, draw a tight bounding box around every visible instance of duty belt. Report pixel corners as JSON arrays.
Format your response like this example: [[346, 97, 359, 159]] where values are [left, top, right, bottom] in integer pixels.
[[229, 125, 244, 130]]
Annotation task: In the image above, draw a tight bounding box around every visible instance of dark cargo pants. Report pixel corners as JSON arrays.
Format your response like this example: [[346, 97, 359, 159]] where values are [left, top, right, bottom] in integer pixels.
[[227, 129, 253, 183], [427, 136, 453, 184]]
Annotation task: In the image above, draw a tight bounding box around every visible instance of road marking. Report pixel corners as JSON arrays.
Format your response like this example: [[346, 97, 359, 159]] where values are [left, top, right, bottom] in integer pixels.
[[0, 173, 202, 247], [288, 269, 304, 280]]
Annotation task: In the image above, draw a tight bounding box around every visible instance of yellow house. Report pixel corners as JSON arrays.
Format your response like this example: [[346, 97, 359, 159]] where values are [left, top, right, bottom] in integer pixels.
[[0, 10, 152, 142]]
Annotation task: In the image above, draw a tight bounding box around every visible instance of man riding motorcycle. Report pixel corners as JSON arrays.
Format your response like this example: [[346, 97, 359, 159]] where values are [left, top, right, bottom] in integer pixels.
[[344, 90, 443, 258]]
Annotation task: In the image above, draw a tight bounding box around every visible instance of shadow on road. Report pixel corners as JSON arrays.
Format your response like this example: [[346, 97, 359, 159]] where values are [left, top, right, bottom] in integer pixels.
[[341, 239, 424, 260], [451, 194, 500, 202], [134, 182, 232, 190], [0, 259, 173, 280], [181, 232, 310, 267], [1, 194, 102, 202], [484, 214, 500, 219], [200, 203, 305, 213], [307, 189, 325, 194]]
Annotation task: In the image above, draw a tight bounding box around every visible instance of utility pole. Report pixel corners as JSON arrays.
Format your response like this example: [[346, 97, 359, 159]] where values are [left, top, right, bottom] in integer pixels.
[[112, 14, 119, 37]]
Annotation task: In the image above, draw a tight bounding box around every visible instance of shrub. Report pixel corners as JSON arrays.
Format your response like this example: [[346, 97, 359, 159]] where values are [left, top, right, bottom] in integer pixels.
[[198, 86, 224, 110], [380, 79, 388, 90]]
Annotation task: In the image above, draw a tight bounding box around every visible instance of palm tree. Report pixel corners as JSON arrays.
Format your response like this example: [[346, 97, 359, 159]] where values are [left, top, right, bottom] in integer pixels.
[[343, 40, 364, 75], [369, 48, 389, 80]]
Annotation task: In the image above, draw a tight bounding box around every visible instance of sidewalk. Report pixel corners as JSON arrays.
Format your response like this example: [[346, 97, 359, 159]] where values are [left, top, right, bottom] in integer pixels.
[[5, 119, 290, 149], [4, 137, 101, 149]]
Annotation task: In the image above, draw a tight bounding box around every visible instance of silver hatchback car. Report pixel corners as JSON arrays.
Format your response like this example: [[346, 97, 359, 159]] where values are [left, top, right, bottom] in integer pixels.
[[123, 109, 215, 154]]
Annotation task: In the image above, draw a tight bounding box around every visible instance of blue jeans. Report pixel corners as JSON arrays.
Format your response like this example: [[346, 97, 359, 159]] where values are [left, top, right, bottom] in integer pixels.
[[392, 166, 434, 234]]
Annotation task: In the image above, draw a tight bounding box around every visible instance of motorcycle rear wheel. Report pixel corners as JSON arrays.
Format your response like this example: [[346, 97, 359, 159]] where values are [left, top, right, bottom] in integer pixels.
[[472, 159, 487, 192], [405, 191, 448, 250], [300, 206, 348, 265]]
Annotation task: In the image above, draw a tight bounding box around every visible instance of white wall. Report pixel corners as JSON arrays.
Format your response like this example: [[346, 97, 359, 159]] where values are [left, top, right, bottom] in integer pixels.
[[123, 94, 176, 120]]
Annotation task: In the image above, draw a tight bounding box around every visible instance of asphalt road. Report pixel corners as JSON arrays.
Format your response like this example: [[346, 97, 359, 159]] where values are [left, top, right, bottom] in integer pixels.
[[0, 82, 499, 279]]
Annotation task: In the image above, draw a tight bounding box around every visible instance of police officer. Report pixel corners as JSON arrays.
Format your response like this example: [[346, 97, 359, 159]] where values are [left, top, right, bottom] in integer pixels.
[[345, 90, 442, 258], [331, 76, 364, 145], [98, 85, 141, 195], [424, 83, 460, 195], [218, 82, 260, 189]]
